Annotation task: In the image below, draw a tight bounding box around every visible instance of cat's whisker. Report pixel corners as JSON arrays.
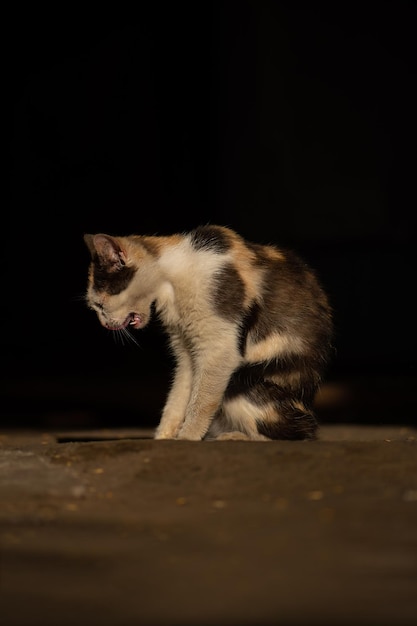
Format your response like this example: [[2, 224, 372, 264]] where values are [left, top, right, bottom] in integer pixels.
[[109, 327, 140, 348], [122, 327, 141, 348], [115, 329, 126, 347], [113, 329, 122, 346]]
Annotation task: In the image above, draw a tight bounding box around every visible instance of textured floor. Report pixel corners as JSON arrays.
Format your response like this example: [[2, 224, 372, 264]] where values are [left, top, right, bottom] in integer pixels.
[[1, 425, 416, 626]]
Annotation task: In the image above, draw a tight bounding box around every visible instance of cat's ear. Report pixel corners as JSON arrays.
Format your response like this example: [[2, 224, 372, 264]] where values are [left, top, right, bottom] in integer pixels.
[[83, 234, 127, 271]]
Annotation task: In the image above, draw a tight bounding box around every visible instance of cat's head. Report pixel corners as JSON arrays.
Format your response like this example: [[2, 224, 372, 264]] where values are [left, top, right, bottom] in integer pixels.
[[84, 233, 158, 331]]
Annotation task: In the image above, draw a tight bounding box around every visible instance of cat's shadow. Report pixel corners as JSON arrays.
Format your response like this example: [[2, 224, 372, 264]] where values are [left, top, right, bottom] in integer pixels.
[[56, 435, 154, 444]]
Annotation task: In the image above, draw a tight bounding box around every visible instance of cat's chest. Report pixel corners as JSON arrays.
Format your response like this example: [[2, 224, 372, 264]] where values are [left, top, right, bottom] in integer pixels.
[[156, 280, 211, 331]]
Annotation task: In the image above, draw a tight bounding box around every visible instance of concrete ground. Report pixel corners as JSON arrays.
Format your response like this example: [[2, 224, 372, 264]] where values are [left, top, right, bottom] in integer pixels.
[[1, 425, 416, 626]]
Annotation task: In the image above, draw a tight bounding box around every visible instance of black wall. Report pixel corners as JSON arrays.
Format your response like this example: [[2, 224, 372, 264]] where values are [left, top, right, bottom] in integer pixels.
[[4, 3, 416, 428]]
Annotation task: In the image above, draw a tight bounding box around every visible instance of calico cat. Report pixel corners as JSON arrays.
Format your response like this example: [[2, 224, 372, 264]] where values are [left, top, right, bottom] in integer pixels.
[[84, 225, 333, 441]]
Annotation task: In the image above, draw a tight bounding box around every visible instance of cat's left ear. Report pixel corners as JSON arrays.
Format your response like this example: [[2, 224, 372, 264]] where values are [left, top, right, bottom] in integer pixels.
[[84, 234, 127, 271]]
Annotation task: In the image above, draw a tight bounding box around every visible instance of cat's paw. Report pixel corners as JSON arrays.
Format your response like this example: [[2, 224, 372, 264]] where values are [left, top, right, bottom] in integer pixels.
[[176, 432, 202, 441], [154, 428, 179, 440]]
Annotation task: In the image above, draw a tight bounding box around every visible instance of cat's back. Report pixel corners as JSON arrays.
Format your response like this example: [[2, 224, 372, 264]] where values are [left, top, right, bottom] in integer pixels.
[[184, 224, 332, 339], [166, 224, 316, 298], [185, 225, 317, 296], [157, 225, 327, 296]]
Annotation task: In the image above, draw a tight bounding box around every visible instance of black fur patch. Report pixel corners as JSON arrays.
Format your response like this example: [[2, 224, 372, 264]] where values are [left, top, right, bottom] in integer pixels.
[[92, 260, 136, 295], [237, 294, 290, 356], [257, 410, 318, 440], [225, 357, 319, 405], [212, 263, 245, 321], [238, 302, 260, 355], [190, 226, 232, 253], [224, 363, 275, 400]]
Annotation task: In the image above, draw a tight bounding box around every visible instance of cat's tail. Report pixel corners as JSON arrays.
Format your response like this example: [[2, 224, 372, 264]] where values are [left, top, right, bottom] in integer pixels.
[[218, 388, 318, 441], [255, 400, 318, 440]]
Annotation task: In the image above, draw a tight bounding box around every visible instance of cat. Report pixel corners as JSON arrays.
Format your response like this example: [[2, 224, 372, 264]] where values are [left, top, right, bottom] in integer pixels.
[[84, 225, 333, 441]]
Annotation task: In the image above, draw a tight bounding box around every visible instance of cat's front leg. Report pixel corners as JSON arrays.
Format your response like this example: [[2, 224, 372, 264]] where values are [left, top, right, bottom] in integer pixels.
[[154, 349, 192, 439], [176, 343, 240, 441]]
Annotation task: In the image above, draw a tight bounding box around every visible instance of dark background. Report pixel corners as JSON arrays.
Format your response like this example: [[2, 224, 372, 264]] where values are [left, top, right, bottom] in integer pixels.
[[4, 2, 416, 430]]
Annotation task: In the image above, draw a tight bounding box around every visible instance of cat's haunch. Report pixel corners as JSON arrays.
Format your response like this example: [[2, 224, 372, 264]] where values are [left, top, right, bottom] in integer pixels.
[[84, 225, 333, 441]]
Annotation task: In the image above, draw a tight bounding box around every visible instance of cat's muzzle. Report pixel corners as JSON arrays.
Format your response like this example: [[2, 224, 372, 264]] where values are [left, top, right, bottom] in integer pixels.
[[105, 313, 143, 331]]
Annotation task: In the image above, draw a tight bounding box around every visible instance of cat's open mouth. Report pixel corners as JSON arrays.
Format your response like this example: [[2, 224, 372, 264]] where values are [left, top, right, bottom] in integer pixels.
[[105, 313, 143, 331]]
